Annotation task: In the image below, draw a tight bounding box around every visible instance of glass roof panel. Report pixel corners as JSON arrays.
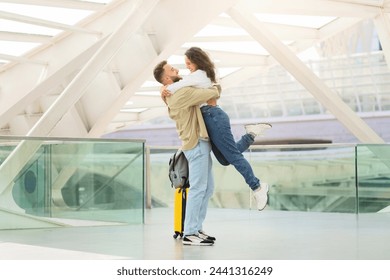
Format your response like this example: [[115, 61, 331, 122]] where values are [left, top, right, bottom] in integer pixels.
[[182, 41, 268, 55], [0, 3, 92, 24], [0, 40, 40, 56], [0, 1, 332, 67], [194, 24, 248, 37], [255, 13, 336, 29], [0, 19, 61, 35], [0, 1, 106, 64]]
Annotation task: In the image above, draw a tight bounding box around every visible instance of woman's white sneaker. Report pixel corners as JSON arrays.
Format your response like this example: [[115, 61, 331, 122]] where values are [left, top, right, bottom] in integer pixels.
[[245, 123, 272, 138], [253, 183, 269, 210]]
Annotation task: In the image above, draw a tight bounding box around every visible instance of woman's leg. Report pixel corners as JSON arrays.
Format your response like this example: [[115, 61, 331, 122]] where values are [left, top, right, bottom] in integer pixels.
[[202, 109, 255, 166], [201, 106, 260, 190]]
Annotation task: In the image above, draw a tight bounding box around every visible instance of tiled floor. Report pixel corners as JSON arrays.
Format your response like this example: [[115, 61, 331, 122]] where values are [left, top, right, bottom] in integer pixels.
[[1, 208, 390, 260]]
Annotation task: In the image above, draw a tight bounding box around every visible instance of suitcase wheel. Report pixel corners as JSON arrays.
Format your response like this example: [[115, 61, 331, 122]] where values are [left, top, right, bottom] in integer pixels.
[[173, 232, 183, 239]]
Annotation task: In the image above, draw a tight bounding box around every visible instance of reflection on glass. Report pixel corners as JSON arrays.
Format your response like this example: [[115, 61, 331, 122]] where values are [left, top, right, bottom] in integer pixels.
[[150, 144, 358, 213], [0, 136, 144, 230], [356, 144, 390, 213]]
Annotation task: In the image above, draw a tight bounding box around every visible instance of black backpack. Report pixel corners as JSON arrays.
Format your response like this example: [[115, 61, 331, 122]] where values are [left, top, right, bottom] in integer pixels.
[[168, 149, 189, 189]]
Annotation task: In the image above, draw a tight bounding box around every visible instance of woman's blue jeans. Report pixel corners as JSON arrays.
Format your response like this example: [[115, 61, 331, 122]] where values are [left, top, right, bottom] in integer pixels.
[[201, 105, 260, 190]]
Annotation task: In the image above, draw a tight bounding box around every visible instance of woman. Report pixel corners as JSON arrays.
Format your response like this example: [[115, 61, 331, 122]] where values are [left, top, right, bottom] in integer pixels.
[[162, 47, 270, 210]]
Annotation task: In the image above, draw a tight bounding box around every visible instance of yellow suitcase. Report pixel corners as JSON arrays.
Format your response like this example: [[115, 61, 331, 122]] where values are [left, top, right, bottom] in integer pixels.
[[173, 187, 188, 239]]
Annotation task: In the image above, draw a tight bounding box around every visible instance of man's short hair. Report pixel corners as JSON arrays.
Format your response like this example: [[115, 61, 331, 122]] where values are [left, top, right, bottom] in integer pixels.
[[153, 60, 167, 84]]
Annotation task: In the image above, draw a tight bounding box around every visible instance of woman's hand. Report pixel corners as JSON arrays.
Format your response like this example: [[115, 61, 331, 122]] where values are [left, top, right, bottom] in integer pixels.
[[160, 85, 172, 98], [207, 98, 217, 106]]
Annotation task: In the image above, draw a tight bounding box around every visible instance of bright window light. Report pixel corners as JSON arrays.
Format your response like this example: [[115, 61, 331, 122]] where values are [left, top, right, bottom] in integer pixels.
[[0, 3, 93, 25], [182, 41, 268, 55], [0, 19, 61, 35], [255, 13, 336, 29], [0, 41, 40, 56], [0, 2, 101, 61], [194, 24, 248, 37]]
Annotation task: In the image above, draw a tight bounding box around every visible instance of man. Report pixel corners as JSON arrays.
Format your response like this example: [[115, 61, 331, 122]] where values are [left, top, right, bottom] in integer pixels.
[[154, 60, 220, 246], [160, 47, 270, 211]]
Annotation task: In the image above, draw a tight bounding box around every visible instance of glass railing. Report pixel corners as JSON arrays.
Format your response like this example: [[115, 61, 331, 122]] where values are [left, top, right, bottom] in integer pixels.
[[243, 144, 357, 213], [0, 136, 145, 230], [2, 140, 389, 231], [356, 144, 390, 213], [148, 143, 390, 215]]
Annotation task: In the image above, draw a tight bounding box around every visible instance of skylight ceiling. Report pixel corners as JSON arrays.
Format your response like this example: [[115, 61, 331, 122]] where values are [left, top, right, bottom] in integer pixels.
[[0, 0, 336, 65], [0, 0, 387, 143], [0, 0, 110, 63]]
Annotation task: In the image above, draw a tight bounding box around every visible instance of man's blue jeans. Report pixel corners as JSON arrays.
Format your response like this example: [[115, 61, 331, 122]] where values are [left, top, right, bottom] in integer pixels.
[[182, 139, 214, 236], [201, 105, 260, 190]]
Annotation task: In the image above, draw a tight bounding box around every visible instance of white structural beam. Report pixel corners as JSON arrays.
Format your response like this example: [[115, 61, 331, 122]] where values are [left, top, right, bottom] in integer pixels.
[[198, 22, 319, 41], [238, 0, 381, 17], [0, 36, 107, 128], [318, 17, 367, 40], [109, 107, 168, 129], [175, 47, 266, 63], [259, 23, 319, 40], [228, 6, 384, 143], [138, 107, 168, 123], [89, 0, 239, 136], [124, 95, 164, 109], [0, 0, 159, 199], [0, 0, 105, 10], [333, 0, 385, 6], [373, 9, 390, 68], [0, 31, 52, 43], [187, 49, 268, 68], [0, 53, 47, 65], [220, 66, 264, 89], [0, 10, 99, 34]]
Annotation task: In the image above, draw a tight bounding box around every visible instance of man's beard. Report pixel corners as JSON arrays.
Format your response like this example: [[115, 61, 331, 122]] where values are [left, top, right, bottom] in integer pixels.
[[171, 75, 182, 83]]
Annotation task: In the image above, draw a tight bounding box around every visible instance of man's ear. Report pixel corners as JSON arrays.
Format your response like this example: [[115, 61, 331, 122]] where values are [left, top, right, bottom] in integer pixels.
[[164, 76, 173, 85], [162, 76, 169, 84]]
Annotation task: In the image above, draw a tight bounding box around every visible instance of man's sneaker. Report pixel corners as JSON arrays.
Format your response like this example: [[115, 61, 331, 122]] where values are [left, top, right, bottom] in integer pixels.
[[253, 183, 269, 211], [245, 123, 272, 138], [198, 230, 216, 241], [182, 234, 214, 246]]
